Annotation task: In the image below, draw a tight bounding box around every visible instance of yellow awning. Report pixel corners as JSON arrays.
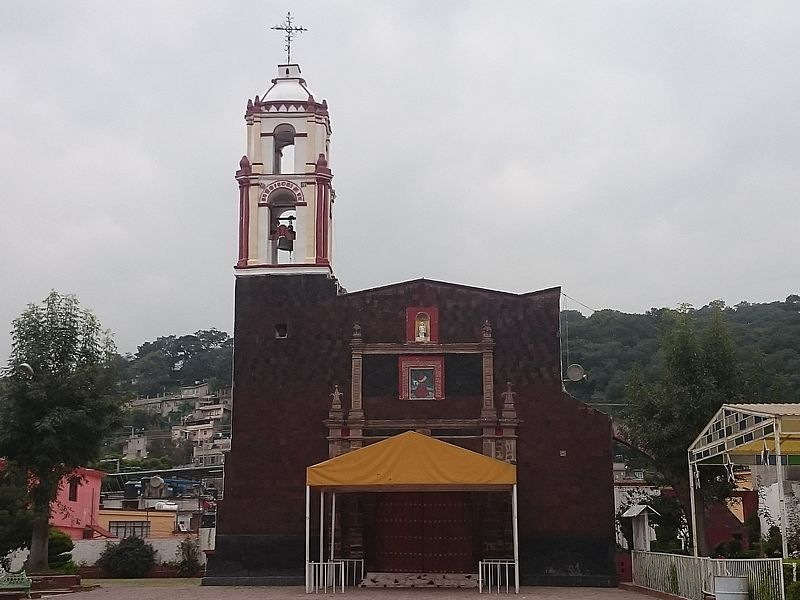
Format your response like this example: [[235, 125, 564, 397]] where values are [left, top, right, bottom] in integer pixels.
[[306, 431, 516, 491], [730, 437, 800, 455]]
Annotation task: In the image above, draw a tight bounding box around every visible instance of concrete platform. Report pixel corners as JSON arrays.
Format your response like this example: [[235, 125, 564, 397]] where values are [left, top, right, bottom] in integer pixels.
[[68, 580, 647, 599]]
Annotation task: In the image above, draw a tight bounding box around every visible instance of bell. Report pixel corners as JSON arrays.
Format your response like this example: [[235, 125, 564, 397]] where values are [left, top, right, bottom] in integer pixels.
[[276, 235, 293, 252]]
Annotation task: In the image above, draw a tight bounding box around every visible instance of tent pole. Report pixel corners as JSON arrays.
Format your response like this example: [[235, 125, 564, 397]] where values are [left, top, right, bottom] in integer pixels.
[[320, 490, 325, 562], [305, 485, 311, 593], [330, 492, 336, 561], [774, 418, 789, 559], [688, 453, 699, 557], [512, 484, 519, 594]]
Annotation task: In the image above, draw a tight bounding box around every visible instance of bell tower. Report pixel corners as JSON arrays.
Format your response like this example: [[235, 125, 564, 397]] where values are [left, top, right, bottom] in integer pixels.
[[234, 62, 334, 275]]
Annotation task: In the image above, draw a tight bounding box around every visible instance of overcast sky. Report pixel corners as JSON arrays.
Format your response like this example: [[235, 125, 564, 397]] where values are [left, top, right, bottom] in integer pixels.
[[1, 1, 799, 358]]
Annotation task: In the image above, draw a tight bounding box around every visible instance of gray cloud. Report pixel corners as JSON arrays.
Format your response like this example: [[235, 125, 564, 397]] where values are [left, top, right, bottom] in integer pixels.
[[2, 1, 799, 357]]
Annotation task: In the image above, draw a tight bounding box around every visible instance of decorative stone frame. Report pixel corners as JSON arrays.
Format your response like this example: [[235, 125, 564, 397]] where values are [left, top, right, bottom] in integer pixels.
[[398, 355, 444, 400]]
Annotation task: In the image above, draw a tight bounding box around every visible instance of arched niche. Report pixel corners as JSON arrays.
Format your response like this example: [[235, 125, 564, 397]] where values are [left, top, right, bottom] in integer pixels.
[[273, 123, 296, 175]]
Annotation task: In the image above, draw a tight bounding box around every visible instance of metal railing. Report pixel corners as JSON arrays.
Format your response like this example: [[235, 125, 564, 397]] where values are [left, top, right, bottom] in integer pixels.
[[706, 557, 784, 600], [632, 551, 785, 600], [631, 551, 704, 599], [333, 558, 364, 587], [307, 561, 344, 594], [478, 559, 517, 594]]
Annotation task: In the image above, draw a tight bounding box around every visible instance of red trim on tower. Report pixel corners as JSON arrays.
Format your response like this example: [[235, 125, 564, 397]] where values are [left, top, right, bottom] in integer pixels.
[[322, 186, 329, 260], [234, 262, 333, 270], [315, 181, 325, 262], [235, 156, 251, 267]]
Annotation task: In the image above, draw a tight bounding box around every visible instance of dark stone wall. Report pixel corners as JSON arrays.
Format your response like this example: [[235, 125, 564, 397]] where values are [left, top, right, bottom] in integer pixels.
[[205, 275, 615, 585]]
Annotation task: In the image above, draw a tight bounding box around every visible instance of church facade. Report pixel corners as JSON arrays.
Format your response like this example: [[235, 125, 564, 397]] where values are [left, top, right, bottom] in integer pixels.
[[204, 61, 616, 587]]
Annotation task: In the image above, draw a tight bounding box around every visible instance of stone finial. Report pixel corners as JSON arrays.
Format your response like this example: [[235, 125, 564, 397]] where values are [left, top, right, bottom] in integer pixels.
[[330, 384, 343, 412], [236, 155, 251, 178], [315, 153, 332, 176], [352, 323, 362, 339], [481, 319, 493, 340], [501, 381, 517, 418]]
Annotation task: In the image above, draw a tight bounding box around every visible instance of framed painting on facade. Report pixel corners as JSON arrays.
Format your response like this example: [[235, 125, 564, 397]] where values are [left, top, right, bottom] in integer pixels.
[[399, 355, 444, 400]]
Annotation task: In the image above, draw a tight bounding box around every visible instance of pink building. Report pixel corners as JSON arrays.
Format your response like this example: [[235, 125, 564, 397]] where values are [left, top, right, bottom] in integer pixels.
[[50, 467, 107, 540]]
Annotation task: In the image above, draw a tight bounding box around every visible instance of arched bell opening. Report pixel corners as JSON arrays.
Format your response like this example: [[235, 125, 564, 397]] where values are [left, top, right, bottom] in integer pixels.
[[267, 188, 298, 265], [273, 123, 296, 175]]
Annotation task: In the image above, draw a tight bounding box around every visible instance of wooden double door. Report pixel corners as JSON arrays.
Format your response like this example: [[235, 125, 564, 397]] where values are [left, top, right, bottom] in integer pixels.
[[370, 491, 474, 573]]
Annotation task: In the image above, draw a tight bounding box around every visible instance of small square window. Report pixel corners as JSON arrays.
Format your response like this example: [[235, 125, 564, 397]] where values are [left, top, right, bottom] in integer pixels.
[[275, 323, 288, 339]]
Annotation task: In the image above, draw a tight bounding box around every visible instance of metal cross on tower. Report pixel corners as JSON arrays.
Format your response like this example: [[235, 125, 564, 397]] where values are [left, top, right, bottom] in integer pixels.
[[271, 12, 307, 64]]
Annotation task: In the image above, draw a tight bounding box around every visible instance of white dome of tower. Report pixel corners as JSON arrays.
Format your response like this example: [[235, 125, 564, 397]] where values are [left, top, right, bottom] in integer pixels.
[[263, 64, 315, 102]]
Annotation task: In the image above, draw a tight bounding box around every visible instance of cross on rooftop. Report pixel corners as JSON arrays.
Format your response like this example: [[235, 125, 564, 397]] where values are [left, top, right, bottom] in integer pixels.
[[271, 12, 307, 64]]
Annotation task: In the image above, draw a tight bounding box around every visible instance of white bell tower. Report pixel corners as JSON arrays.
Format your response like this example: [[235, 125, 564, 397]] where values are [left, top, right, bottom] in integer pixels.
[[234, 60, 334, 276]]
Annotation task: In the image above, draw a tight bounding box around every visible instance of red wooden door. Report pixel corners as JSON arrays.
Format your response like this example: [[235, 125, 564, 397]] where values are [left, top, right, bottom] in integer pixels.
[[372, 492, 474, 573]]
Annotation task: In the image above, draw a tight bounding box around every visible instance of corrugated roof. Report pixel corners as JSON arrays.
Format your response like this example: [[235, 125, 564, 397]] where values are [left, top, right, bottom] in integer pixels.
[[726, 403, 800, 416]]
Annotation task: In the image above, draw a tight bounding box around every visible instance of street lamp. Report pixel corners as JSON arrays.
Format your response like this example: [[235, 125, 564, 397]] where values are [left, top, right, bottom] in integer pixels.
[[0, 363, 34, 377]]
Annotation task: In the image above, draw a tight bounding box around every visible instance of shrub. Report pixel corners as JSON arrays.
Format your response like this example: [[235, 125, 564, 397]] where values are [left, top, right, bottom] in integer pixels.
[[175, 538, 202, 577], [786, 581, 800, 600], [48, 528, 74, 569], [51, 560, 78, 575], [97, 537, 155, 578]]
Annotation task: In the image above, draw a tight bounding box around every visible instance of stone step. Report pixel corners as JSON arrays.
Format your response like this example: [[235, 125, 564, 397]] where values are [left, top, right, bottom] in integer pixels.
[[361, 572, 477, 588]]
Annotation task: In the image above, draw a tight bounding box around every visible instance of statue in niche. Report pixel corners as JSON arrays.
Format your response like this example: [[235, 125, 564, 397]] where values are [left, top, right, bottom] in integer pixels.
[[414, 312, 431, 342]]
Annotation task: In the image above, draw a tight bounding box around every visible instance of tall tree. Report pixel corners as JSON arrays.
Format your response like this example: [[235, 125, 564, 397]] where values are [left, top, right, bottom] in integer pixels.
[[0, 292, 121, 571], [621, 304, 766, 554], [0, 462, 33, 568]]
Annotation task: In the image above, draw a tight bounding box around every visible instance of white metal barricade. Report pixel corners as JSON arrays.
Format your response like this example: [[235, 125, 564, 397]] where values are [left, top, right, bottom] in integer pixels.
[[478, 559, 517, 594], [307, 561, 344, 594], [333, 558, 364, 587]]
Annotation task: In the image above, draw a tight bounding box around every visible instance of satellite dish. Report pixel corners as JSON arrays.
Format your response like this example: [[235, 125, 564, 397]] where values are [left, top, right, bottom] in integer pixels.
[[564, 364, 586, 382], [150, 476, 165, 489]]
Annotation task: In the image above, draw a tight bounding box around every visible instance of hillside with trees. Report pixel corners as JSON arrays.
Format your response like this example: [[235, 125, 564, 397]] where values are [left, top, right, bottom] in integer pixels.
[[562, 295, 800, 409], [116, 328, 233, 398]]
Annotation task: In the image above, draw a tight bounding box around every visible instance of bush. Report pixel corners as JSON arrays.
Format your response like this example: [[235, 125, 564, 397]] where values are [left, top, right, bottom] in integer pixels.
[[175, 538, 202, 577], [97, 537, 155, 578], [51, 560, 78, 575], [786, 581, 800, 600], [48, 528, 74, 569]]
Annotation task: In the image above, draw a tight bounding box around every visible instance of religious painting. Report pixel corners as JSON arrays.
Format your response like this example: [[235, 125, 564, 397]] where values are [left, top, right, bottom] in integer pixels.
[[410, 367, 435, 399], [405, 307, 439, 343], [399, 356, 444, 400]]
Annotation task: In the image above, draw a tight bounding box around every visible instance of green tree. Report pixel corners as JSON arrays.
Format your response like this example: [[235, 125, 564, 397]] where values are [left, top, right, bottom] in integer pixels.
[[0, 292, 122, 571], [621, 305, 767, 555], [0, 462, 33, 567], [147, 437, 193, 466], [132, 350, 173, 397]]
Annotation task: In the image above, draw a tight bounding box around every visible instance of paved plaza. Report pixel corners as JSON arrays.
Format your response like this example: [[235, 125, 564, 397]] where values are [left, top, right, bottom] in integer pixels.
[[69, 580, 646, 600]]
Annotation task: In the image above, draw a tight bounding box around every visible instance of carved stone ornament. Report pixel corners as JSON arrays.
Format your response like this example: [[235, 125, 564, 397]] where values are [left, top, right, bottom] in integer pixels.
[[501, 381, 517, 413], [352, 323, 362, 339], [330, 384, 343, 412], [481, 319, 493, 340]]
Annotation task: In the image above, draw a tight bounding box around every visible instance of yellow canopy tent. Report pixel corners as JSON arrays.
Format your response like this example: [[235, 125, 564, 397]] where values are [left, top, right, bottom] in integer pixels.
[[307, 430, 516, 491], [303, 431, 520, 593]]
